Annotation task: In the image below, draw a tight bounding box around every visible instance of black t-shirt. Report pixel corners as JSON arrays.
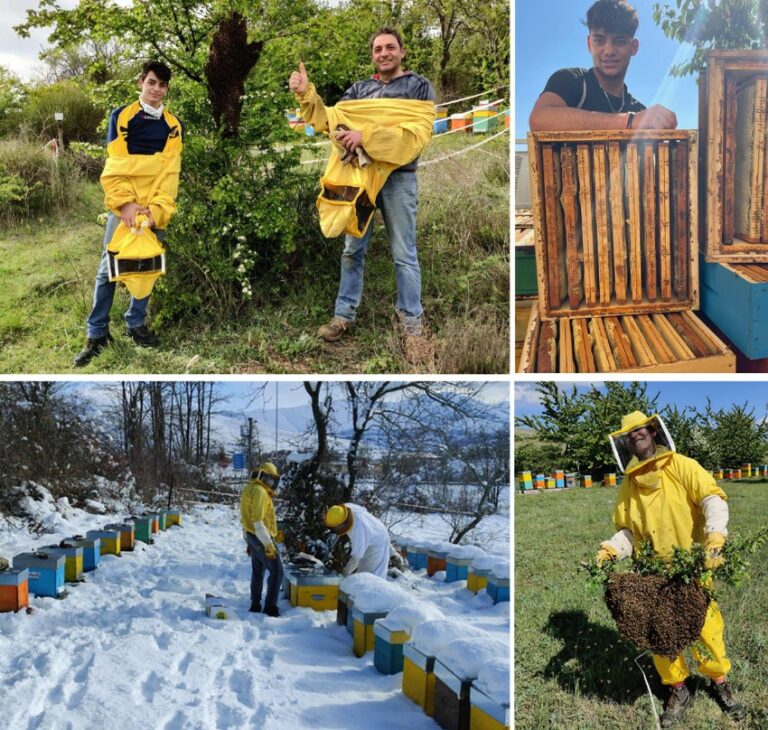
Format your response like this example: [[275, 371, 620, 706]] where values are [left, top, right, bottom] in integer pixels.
[[542, 67, 645, 114]]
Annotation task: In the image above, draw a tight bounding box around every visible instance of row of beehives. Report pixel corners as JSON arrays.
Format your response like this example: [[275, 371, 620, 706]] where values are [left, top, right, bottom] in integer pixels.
[[276, 545, 510, 730], [519, 50, 768, 372], [0, 510, 181, 613], [712, 465, 768, 480], [518, 470, 613, 490]]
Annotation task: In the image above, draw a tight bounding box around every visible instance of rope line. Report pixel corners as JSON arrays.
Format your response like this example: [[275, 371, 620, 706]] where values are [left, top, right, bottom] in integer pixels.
[[420, 128, 510, 167], [435, 86, 509, 108]]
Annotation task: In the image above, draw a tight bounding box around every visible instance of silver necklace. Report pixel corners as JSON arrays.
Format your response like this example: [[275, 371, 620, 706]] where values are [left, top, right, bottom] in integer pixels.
[[601, 84, 625, 113]]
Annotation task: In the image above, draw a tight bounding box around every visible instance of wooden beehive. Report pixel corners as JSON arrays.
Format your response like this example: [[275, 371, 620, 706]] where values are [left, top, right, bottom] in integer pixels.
[[519, 301, 735, 373], [528, 130, 698, 318], [701, 50, 768, 261]]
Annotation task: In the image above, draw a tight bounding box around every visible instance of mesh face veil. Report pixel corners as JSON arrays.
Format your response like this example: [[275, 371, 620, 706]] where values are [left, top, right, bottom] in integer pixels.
[[608, 411, 675, 472]]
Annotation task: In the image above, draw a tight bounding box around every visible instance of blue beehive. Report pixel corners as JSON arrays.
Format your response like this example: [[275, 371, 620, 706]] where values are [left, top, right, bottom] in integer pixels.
[[62, 536, 101, 572], [487, 572, 510, 604], [407, 544, 429, 570], [40, 543, 84, 583], [373, 619, 411, 674], [445, 555, 474, 583], [12, 552, 66, 598]]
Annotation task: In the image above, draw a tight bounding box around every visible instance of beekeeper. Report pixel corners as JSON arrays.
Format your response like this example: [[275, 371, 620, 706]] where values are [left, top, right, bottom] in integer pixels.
[[596, 411, 746, 726], [324, 503, 391, 578], [74, 59, 183, 367], [240, 463, 284, 617]]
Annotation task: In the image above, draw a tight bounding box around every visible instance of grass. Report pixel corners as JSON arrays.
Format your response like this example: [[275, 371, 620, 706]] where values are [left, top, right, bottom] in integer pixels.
[[0, 131, 509, 374], [515, 483, 768, 729]]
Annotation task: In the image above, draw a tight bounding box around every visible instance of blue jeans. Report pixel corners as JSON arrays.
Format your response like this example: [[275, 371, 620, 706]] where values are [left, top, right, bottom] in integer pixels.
[[244, 531, 283, 609], [334, 171, 422, 321], [86, 213, 165, 339]]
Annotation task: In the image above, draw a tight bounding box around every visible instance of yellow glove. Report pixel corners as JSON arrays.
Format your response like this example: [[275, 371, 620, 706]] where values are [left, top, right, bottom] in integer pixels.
[[275, 530, 285, 545], [596, 544, 618, 565], [265, 543, 277, 560], [705, 532, 726, 570]]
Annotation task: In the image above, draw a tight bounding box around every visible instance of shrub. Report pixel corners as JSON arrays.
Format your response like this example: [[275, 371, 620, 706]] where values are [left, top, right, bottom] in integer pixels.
[[0, 139, 84, 223], [22, 80, 103, 143]]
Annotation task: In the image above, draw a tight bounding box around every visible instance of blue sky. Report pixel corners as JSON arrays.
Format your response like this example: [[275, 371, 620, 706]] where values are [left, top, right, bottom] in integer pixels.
[[515, 0, 699, 138], [515, 381, 768, 420]]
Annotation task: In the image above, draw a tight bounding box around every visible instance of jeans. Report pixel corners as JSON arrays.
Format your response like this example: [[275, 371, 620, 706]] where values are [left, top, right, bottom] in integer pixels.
[[244, 531, 284, 609], [334, 171, 422, 321], [86, 212, 166, 339]]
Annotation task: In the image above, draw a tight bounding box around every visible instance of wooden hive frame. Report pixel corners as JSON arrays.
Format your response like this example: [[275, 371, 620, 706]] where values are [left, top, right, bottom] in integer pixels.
[[701, 50, 768, 261], [519, 301, 735, 374], [528, 130, 698, 319]]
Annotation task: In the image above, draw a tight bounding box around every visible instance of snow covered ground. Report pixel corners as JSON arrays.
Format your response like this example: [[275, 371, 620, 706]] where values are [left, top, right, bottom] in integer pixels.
[[0, 502, 510, 729]]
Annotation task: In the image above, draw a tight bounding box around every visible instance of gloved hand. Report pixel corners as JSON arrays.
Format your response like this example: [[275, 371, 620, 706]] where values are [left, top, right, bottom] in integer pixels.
[[265, 543, 277, 560], [705, 532, 726, 570], [596, 543, 618, 565], [0, 555, 9, 571], [275, 530, 285, 545]]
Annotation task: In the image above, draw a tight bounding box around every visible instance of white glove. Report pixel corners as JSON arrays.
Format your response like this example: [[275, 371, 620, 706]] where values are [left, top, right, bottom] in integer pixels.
[[253, 521, 276, 557], [0, 555, 9, 571]]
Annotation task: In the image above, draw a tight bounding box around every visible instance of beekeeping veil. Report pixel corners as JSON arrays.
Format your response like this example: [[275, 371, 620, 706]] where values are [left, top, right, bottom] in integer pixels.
[[608, 411, 675, 474]]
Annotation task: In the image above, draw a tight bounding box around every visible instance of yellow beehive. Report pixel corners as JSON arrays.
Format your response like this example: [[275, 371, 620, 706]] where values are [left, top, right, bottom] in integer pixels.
[[470, 685, 510, 729], [166, 509, 182, 527], [402, 642, 437, 715], [467, 565, 491, 594], [352, 606, 388, 657]]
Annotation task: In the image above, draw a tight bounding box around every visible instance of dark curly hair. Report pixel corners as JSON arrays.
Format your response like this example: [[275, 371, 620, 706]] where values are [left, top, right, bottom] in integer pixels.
[[585, 0, 639, 37]]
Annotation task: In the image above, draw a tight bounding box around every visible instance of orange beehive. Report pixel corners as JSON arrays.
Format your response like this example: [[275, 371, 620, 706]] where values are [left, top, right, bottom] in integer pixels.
[[0, 569, 29, 612]]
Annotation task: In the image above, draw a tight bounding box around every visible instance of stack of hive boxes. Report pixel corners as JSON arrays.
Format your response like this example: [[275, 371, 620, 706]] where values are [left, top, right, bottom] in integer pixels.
[[699, 50, 768, 362], [519, 129, 735, 373]]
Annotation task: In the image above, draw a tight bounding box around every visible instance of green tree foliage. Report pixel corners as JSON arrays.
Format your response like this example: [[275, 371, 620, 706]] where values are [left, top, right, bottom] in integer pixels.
[[513, 438, 566, 475], [697, 399, 768, 468], [653, 0, 768, 76], [0, 68, 27, 138], [23, 81, 102, 143]]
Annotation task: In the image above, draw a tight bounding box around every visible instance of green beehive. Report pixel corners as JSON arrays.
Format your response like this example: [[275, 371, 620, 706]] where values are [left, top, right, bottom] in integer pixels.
[[132, 517, 154, 544]]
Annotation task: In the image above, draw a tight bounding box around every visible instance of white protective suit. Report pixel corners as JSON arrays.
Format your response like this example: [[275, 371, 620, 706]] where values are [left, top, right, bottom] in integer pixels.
[[345, 503, 391, 579]]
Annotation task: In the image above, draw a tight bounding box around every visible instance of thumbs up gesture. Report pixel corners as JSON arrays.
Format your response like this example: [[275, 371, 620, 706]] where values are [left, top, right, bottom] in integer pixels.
[[289, 61, 309, 94]]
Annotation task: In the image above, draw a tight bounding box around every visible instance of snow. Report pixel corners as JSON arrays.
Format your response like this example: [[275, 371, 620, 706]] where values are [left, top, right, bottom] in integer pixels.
[[352, 582, 413, 614], [339, 572, 388, 597], [436, 637, 509, 680], [445, 545, 486, 560], [471, 554, 509, 574], [378, 603, 444, 633], [0, 500, 509, 729], [475, 657, 511, 706], [410, 619, 484, 657]]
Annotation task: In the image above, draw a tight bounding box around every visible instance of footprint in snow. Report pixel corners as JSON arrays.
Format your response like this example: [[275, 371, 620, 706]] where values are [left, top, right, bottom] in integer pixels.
[[228, 668, 255, 708]]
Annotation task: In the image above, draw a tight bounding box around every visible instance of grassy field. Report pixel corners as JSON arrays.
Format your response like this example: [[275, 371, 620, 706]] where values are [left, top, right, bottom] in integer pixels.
[[0, 131, 509, 374], [515, 483, 768, 729]]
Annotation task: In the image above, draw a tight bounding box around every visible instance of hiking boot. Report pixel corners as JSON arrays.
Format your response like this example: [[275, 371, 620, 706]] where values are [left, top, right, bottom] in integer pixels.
[[126, 324, 160, 348], [396, 310, 434, 366], [248, 602, 262, 613], [73, 333, 113, 367], [263, 605, 280, 618], [661, 683, 691, 727], [709, 680, 746, 721], [318, 316, 351, 342]]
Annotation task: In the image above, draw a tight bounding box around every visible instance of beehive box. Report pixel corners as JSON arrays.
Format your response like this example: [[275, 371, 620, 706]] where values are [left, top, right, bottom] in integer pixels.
[[486, 574, 509, 605], [288, 568, 341, 611], [699, 50, 768, 261], [105, 522, 135, 551], [166, 509, 182, 527], [86, 529, 122, 556], [518, 471, 533, 492], [433, 659, 473, 730], [469, 685, 510, 730], [205, 594, 233, 620], [0, 568, 29, 612], [402, 642, 437, 715], [427, 549, 447, 577], [519, 301, 735, 373], [446, 556, 474, 584], [61, 537, 101, 572], [373, 620, 411, 675], [132, 517, 154, 544], [352, 606, 389, 657], [158, 512, 168, 530], [701, 259, 768, 358], [467, 566, 490, 594], [407, 545, 429, 571], [145, 513, 160, 534], [13, 552, 66, 598], [336, 586, 348, 626], [41, 544, 84, 583], [528, 130, 698, 319]]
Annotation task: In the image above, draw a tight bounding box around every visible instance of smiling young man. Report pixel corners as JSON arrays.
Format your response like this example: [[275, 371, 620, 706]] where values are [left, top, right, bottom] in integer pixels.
[[529, 0, 677, 131], [598, 412, 747, 727], [289, 28, 436, 364], [74, 60, 183, 367]]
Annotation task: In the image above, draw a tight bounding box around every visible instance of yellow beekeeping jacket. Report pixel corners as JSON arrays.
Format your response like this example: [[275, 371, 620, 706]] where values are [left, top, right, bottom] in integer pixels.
[[240, 481, 277, 537], [100, 102, 183, 229], [613, 448, 727, 558], [297, 83, 434, 238]]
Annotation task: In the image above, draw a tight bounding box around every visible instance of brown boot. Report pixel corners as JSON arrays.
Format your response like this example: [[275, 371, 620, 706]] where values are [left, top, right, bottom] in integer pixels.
[[317, 316, 352, 342], [709, 680, 746, 721], [661, 683, 691, 727]]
